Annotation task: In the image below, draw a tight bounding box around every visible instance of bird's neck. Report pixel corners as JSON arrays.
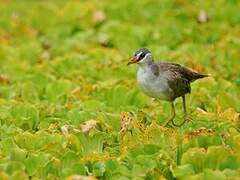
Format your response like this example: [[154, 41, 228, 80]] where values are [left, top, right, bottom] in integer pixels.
[[138, 60, 154, 70]]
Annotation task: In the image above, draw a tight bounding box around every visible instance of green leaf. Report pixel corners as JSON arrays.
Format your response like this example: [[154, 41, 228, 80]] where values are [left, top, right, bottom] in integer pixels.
[[197, 135, 222, 149], [67, 109, 87, 125], [10, 104, 39, 130], [223, 169, 240, 178], [105, 159, 119, 172], [181, 148, 206, 173], [0, 137, 19, 155], [9, 148, 27, 162], [202, 169, 226, 180], [10, 170, 28, 180], [143, 144, 160, 155], [21, 82, 39, 102], [24, 153, 49, 176], [205, 146, 229, 169], [0, 171, 9, 180], [30, 72, 50, 91], [92, 161, 106, 177], [5, 161, 25, 175], [66, 134, 81, 152], [77, 132, 106, 155], [219, 155, 240, 170], [45, 79, 72, 103], [172, 164, 195, 179], [61, 151, 79, 168], [42, 157, 61, 177], [62, 163, 86, 177], [14, 132, 35, 150], [131, 164, 146, 177], [82, 100, 106, 112]]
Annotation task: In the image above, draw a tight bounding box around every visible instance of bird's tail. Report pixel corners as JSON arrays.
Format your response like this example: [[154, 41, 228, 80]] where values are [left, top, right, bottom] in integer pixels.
[[195, 73, 209, 79], [190, 72, 209, 81]]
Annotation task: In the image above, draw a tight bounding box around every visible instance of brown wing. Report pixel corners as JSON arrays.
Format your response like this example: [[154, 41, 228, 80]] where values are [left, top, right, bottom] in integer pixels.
[[157, 62, 191, 100], [168, 74, 191, 100], [158, 62, 208, 82]]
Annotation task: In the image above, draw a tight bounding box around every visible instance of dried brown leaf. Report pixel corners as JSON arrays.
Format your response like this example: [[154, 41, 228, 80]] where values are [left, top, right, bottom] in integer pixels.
[[184, 127, 215, 142], [61, 125, 69, 137], [80, 120, 97, 133], [197, 10, 209, 24], [0, 74, 9, 85], [66, 175, 97, 180], [120, 112, 134, 132], [92, 10, 106, 24]]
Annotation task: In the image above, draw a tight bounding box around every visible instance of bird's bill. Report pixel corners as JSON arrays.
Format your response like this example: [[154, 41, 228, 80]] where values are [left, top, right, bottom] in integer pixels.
[[127, 56, 138, 65]]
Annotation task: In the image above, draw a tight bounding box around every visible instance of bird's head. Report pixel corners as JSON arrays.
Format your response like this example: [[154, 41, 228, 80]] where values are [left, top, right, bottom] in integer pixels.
[[127, 48, 153, 66]]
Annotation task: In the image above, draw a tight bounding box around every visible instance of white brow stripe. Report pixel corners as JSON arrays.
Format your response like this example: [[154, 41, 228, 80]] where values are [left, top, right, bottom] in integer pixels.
[[137, 52, 143, 57]]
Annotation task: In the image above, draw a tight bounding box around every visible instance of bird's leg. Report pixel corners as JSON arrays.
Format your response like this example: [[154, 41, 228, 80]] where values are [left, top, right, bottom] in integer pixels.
[[182, 95, 193, 123], [163, 102, 175, 127], [172, 95, 193, 127]]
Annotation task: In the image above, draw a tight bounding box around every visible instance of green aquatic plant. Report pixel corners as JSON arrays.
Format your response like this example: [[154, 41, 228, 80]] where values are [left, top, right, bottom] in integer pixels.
[[0, 0, 239, 179]]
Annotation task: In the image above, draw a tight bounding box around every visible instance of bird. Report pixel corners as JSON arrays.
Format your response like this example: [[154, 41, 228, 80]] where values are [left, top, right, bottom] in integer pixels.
[[127, 48, 208, 127]]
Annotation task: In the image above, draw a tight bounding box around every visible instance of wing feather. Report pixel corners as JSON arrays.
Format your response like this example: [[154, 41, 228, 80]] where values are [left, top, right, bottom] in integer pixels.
[[157, 62, 191, 100]]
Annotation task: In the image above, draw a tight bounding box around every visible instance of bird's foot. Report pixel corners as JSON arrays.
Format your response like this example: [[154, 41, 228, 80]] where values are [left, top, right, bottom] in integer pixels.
[[163, 117, 174, 127], [171, 115, 193, 127], [184, 114, 193, 123]]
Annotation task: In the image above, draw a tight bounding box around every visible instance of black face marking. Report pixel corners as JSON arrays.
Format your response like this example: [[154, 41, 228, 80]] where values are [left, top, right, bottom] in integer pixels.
[[139, 52, 145, 59], [134, 48, 150, 61]]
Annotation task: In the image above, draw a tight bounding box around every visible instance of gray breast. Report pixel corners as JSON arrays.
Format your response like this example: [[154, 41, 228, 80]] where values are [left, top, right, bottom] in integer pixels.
[[137, 66, 173, 101]]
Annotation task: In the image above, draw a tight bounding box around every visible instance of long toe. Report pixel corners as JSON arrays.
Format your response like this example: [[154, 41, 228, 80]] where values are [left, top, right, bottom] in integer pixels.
[[163, 116, 175, 127], [163, 120, 172, 127], [184, 115, 193, 123], [171, 115, 193, 127]]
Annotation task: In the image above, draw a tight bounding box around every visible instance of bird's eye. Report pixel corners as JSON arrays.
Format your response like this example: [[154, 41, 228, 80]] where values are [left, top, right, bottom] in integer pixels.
[[137, 52, 145, 60], [140, 52, 145, 58]]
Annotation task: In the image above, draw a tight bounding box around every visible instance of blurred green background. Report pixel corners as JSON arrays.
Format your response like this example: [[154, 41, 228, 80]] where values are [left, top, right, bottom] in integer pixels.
[[0, 0, 240, 179]]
